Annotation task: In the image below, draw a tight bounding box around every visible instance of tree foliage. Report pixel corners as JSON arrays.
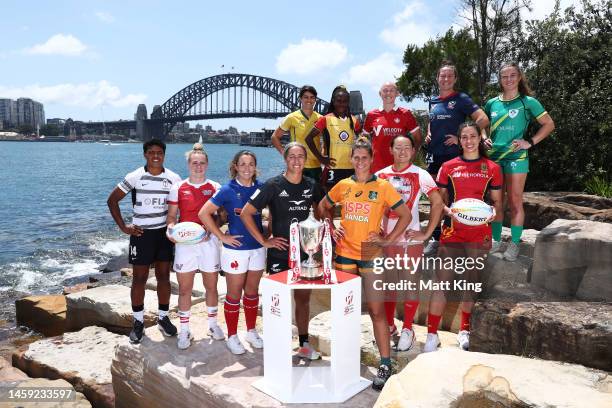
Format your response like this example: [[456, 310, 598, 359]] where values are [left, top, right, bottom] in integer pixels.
[[40, 124, 60, 136]]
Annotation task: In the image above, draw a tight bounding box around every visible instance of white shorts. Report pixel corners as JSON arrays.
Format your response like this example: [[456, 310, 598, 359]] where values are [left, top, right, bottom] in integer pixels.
[[221, 246, 266, 274], [173, 235, 221, 273]]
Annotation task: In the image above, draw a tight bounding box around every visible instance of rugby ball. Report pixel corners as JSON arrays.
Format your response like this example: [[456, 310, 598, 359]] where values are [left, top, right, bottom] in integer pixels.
[[168, 222, 205, 244], [450, 198, 494, 226]]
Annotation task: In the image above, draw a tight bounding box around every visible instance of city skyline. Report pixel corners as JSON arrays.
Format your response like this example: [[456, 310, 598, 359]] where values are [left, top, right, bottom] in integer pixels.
[[1, 0, 577, 131]]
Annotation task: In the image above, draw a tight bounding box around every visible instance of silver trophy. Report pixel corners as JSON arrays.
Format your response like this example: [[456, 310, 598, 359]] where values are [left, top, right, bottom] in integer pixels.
[[298, 208, 325, 280]]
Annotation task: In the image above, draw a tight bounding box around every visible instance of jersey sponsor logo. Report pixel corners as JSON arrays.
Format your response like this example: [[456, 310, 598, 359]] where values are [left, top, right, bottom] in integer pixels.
[[491, 111, 498, 117], [508, 109, 519, 119], [289, 200, 305, 205], [451, 171, 491, 179], [373, 125, 384, 136], [144, 197, 167, 206], [289, 205, 309, 211], [344, 201, 371, 222], [368, 191, 378, 201], [338, 130, 350, 141], [279, 190, 289, 197]]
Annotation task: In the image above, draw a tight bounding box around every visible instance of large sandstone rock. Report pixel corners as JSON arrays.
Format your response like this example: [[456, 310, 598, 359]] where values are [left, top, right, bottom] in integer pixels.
[[111, 317, 379, 408], [0, 356, 27, 381], [65, 285, 202, 334], [15, 295, 66, 336], [531, 219, 612, 301], [470, 301, 612, 372], [12, 326, 126, 408], [2, 377, 91, 407], [375, 348, 612, 407]]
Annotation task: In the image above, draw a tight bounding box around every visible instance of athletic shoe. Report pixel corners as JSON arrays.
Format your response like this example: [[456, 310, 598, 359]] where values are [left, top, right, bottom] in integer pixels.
[[177, 331, 193, 350], [297, 342, 321, 360], [372, 364, 394, 391], [227, 334, 246, 355], [423, 239, 439, 256], [489, 240, 502, 253], [389, 324, 398, 337], [208, 324, 225, 340], [503, 241, 520, 261], [245, 329, 264, 349], [129, 319, 145, 344], [457, 330, 470, 351], [423, 333, 440, 352], [157, 315, 178, 337], [397, 328, 416, 351]]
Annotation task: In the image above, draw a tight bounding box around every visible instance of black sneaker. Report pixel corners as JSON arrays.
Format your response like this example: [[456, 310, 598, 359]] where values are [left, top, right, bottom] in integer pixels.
[[372, 363, 394, 391], [129, 319, 145, 344], [157, 315, 177, 337]]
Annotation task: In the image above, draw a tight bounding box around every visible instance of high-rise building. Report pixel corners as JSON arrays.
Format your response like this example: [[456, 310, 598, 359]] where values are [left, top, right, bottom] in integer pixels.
[[15, 98, 45, 128], [0, 99, 17, 128]]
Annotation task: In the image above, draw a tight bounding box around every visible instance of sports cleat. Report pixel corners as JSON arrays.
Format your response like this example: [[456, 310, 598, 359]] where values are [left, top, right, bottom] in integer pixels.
[[489, 240, 502, 253], [423, 333, 440, 352], [129, 319, 145, 344], [423, 239, 439, 256], [157, 315, 178, 337], [503, 241, 520, 261], [227, 334, 246, 355], [245, 329, 264, 349], [177, 331, 193, 350], [297, 342, 321, 360], [397, 328, 416, 351], [457, 330, 470, 351], [208, 324, 225, 340], [372, 364, 394, 391]]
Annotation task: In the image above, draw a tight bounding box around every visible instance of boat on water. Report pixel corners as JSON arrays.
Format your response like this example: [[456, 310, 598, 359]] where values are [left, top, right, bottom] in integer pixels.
[[38, 135, 68, 142]]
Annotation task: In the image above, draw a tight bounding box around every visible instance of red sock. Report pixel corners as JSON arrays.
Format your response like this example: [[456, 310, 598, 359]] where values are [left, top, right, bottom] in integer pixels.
[[460, 310, 471, 331], [384, 301, 397, 328], [224, 296, 240, 337], [427, 313, 442, 334], [242, 293, 259, 331], [402, 301, 419, 330]]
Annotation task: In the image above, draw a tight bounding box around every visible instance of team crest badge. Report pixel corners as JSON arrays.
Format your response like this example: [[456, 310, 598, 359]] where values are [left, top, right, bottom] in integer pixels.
[[368, 191, 378, 201], [509, 109, 519, 119], [339, 131, 350, 141], [481, 163, 488, 173], [448, 101, 456, 109], [394, 117, 400, 124]]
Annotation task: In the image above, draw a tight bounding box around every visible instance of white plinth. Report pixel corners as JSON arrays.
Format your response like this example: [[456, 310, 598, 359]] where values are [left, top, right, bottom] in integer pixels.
[[252, 270, 371, 403]]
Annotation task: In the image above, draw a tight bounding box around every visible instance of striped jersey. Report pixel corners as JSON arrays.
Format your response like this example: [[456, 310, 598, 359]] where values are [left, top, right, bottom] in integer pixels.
[[117, 166, 181, 229]]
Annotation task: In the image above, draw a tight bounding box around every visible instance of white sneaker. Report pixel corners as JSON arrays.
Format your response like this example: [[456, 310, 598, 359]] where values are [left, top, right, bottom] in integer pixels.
[[423, 239, 439, 256], [208, 324, 225, 340], [423, 333, 440, 352], [227, 334, 246, 355], [297, 341, 321, 360], [245, 329, 264, 349], [490, 240, 502, 253], [457, 330, 470, 351], [177, 331, 193, 350], [503, 241, 520, 261], [397, 328, 416, 351]]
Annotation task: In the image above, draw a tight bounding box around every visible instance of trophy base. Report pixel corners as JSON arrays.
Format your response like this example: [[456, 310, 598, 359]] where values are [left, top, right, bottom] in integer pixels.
[[299, 264, 323, 281]]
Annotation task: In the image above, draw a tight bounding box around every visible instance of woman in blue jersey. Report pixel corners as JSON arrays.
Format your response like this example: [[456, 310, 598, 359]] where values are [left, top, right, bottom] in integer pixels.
[[424, 60, 490, 255], [485, 62, 555, 261], [200, 151, 265, 355]]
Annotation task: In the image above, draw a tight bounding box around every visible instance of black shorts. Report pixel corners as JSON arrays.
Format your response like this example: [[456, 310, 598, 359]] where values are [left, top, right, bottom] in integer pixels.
[[426, 153, 457, 176], [266, 256, 288, 275], [303, 167, 322, 183], [322, 168, 354, 189], [129, 227, 174, 266]]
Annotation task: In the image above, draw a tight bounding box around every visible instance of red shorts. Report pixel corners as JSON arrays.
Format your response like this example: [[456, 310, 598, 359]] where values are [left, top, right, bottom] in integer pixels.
[[440, 225, 492, 249]]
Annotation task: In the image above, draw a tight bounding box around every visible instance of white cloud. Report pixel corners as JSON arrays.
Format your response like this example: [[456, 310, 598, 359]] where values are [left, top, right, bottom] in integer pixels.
[[276, 39, 348, 75], [522, 0, 581, 21], [23, 34, 88, 56], [0, 81, 146, 109], [345, 53, 403, 91], [380, 0, 440, 48], [95, 11, 115, 23]]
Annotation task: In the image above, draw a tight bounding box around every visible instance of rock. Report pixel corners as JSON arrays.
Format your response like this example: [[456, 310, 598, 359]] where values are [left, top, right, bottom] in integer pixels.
[[5, 375, 92, 407], [111, 317, 379, 408], [146, 274, 229, 301], [0, 356, 27, 381], [531, 219, 612, 301], [98, 255, 130, 272], [65, 285, 202, 334], [590, 208, 612, 223], [470, 301, 612, 372], [308, 312, 458, 370], [12, 326, 126, 408], [88, 270, 122, 283], [375, 348, 611, 408], [15, 295, 66, 337], [120, 267, 133, 277], [63, 283, 90, 295]]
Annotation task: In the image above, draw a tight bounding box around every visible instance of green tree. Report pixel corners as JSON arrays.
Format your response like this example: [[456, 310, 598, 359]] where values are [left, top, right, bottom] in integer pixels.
[[18, 124, 34, 135], [397, 27, 480, 103], [40, 124, 60, 136]]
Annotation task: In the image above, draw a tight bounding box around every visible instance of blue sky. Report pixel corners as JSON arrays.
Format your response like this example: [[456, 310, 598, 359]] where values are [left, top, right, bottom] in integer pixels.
[[0, 0, 573, 131]]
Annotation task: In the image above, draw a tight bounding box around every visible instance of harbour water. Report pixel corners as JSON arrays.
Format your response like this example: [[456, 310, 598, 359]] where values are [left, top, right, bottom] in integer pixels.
[[0, 141, 285, 295]]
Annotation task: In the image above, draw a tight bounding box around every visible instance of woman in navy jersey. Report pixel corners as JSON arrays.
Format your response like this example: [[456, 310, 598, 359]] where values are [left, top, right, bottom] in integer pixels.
[[424, 61, 490, 255], [200, 151, 265, 355]]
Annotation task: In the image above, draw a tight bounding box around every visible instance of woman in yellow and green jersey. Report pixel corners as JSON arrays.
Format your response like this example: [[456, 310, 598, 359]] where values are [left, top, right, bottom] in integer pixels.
[[306, 85, 361, 190], [484, 62, 555, 261], [318, 137, 411, 391], [271, 85, 323, 181]]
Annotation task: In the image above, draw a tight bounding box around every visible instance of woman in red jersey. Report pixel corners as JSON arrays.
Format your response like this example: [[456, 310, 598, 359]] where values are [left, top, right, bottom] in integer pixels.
[[417, 122, 502, 353]]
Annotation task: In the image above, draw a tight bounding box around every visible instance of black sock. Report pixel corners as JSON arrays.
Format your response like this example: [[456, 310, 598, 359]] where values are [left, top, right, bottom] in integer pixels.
[[299, 334, 309, 347], [158, 303, 169, 311], [132, 304, 144, 312]]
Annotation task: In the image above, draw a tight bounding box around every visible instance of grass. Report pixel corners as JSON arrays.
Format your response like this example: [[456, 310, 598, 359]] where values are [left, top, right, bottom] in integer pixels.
[[584, 176, 612, 198]]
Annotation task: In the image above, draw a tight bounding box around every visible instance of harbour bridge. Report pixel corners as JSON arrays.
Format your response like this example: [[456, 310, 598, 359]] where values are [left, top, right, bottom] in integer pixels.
[[77, 73, 364, 140]]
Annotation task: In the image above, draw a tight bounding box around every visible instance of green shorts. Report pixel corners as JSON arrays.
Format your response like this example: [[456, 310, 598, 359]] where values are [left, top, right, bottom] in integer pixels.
[[497, 157, 529, 174], [303, 167, 322, 182]]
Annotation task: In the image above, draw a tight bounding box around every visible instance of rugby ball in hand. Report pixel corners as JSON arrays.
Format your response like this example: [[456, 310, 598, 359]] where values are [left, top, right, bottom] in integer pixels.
[[450, 198, 493, 226], [168, 222, 205, 244]]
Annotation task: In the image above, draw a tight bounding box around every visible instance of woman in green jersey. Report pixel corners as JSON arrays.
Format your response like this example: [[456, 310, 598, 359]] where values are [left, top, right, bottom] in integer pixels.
[[484, 62, 555, 261]]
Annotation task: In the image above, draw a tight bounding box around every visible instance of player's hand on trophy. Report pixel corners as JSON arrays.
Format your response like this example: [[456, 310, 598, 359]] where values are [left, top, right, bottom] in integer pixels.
[[263, 236, 288, 250], [331, 225, 345, 242]]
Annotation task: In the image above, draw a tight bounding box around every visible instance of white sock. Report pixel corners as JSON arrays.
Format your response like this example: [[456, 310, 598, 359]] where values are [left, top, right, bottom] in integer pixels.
[[158, 309, 168, 319], [207, 306, 218, 326], [178, 310, 190, 334], [133, 310, 144, 323]]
